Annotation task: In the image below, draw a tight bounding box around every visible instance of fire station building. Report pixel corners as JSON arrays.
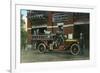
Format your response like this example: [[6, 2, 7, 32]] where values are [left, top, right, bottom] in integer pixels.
[[27, 10, 89, 49]]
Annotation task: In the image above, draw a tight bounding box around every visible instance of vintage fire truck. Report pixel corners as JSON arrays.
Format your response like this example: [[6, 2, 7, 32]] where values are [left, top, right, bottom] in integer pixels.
[[32, 24, 80, 55]]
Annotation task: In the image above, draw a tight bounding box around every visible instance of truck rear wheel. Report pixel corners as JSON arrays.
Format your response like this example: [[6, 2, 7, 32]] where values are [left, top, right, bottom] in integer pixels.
[[38, 43, 46, 53], [70, 43, 80, 55]]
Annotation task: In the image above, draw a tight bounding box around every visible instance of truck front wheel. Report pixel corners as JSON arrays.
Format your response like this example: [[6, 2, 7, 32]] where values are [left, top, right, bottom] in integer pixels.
[[70, 43, 80, 55]]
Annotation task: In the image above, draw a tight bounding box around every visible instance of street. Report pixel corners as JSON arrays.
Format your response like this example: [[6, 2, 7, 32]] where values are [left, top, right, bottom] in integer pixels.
[[21, 48, 89, 63]]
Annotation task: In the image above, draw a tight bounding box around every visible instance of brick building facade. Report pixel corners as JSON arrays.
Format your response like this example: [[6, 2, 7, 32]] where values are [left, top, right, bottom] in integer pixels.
[[27, 10, 89, 48]]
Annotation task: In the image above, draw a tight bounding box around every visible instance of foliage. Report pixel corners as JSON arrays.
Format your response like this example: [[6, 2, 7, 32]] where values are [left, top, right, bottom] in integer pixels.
[[21, 15, 28, 49]]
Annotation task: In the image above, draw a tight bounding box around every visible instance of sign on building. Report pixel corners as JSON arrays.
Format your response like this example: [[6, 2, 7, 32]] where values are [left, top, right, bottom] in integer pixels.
[[52, 12, 73, 22]]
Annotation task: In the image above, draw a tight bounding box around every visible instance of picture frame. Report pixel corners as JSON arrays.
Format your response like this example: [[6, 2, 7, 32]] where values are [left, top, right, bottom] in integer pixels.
[[11, 0, 96, 73]]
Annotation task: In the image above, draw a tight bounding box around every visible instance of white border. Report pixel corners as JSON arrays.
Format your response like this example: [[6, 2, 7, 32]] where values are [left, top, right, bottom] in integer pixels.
[[11, 2, 96, 73]]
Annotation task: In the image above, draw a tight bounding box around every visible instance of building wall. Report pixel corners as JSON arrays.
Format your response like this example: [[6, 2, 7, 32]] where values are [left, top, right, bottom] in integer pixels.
[[64, 26, 74, 34], [27, 11, 89, 44], [27, 12, 32, 44], [47, 12, 74, 34]]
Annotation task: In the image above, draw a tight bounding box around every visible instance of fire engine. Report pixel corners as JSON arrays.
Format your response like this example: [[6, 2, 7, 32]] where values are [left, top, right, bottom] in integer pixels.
[[32, 23, 80, 55]]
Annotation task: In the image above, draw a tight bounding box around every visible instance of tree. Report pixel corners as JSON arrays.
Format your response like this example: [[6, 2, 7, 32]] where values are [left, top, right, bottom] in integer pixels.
[[21, 14, 28, 49]]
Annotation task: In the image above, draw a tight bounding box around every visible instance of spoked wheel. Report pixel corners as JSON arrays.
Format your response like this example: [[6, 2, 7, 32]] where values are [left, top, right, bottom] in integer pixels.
[[38, 43, 46, 53], [70, 43, 80, 55]]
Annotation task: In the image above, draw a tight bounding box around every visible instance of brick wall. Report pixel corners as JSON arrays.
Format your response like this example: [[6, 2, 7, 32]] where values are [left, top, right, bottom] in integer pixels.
[[27, 12, 32, 44]]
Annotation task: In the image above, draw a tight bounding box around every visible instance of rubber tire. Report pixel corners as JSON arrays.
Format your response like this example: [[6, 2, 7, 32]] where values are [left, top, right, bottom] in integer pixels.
[[38, 43, 46, 53], [70, 43, 80, 55]]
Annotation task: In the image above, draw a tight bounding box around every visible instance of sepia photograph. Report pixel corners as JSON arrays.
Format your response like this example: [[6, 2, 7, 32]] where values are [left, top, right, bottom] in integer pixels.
[[20, 10, 90, 63]]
